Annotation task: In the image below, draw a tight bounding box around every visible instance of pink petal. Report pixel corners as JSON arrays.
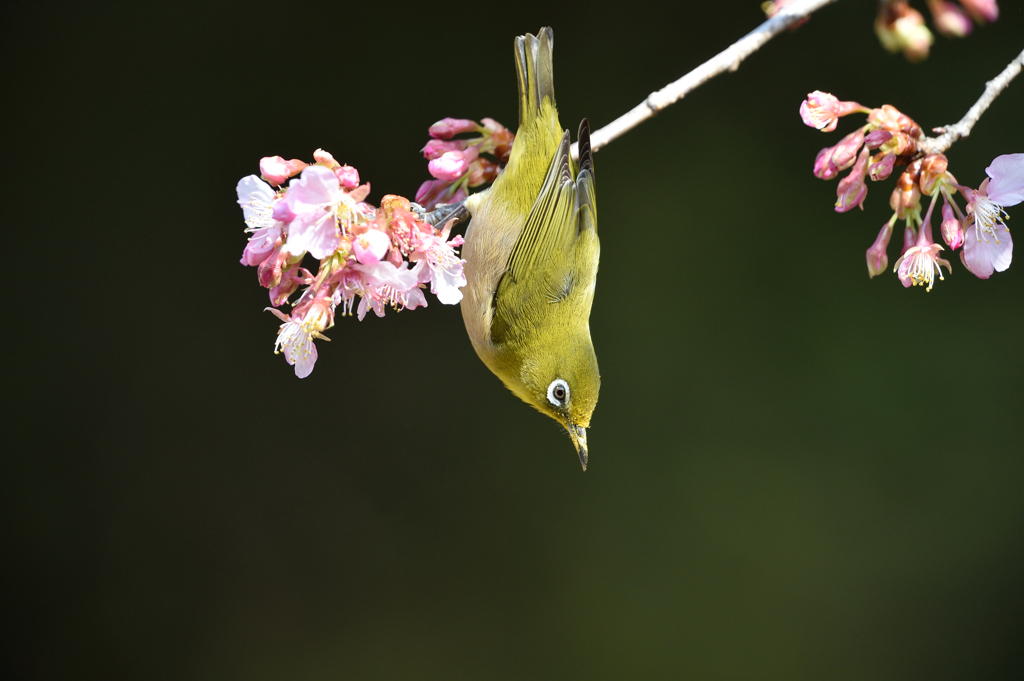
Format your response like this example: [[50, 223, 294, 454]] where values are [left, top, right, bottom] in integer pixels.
[[962, 224, 1013, 278], [985, 153, 1024, 206]]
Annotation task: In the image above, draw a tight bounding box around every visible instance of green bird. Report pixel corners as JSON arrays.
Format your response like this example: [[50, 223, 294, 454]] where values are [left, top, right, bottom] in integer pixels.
[[461, 27, 600, 470]]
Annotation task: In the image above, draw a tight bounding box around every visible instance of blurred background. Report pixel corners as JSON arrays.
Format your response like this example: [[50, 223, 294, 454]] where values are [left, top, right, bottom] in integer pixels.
[[5, 1, 1023, 678]]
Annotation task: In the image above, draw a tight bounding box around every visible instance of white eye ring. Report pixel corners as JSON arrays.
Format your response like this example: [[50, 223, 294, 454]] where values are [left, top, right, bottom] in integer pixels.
[[547, 379, 570, 407]]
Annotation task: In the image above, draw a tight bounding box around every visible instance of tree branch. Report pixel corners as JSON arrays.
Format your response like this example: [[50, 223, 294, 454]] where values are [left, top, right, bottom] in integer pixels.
[[571, 0, 841, 160], [917, 48, 1024, 156]]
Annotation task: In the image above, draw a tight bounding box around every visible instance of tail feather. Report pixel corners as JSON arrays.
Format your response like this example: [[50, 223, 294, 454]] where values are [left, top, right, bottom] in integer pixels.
[[515, 28, 555, 128]]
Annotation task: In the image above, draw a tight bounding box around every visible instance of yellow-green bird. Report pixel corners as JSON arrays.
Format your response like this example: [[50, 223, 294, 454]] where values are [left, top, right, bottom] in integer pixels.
[[461, 28, 600, 470]]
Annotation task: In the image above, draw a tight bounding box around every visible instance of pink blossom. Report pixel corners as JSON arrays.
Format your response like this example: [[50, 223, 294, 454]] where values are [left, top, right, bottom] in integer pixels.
[[410, 222, 467, 305], [237, 175, 285, 266], [866, 222, 893, 278], [267, 295, 333, 378], [284, 165, 345, 259], [835, 148, 870, 212], [352, 228, 391, 264], [800, 92, 868, 133], [428, 148, 480, 182], [960, 153, 1023, 278], [940, 202, 963, 250], [353, 260, 428, 319], [893, 223, 951, 291], [260, 156, 309, 186], [428, 117, 479, 139], [800, 91, 841, 132]]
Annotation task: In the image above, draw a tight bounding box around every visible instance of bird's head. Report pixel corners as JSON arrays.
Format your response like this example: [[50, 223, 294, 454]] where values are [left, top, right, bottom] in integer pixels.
[[499, 329, 600, 470]]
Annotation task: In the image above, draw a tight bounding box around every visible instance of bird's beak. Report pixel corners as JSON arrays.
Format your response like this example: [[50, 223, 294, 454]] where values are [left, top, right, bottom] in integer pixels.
[[567, 422, 588, 471]]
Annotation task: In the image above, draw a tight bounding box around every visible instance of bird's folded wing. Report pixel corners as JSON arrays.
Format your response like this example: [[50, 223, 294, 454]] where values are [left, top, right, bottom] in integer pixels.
[[491, 130, 580, 343]]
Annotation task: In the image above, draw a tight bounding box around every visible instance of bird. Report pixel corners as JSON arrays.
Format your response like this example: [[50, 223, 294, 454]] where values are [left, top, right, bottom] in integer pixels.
[[460, 27, 601, 471]]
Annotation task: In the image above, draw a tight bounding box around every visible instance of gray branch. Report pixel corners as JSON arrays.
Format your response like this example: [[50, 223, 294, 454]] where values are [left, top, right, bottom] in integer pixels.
[[918, 48, 1024, 156], [570, 0, 841, 160]]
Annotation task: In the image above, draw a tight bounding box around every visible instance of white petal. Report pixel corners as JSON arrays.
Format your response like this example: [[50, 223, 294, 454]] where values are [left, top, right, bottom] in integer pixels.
[[236, 175, 274, 221]]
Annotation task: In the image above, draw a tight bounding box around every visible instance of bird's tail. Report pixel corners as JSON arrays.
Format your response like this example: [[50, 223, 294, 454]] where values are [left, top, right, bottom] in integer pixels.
[[514, 28, 556, 130]]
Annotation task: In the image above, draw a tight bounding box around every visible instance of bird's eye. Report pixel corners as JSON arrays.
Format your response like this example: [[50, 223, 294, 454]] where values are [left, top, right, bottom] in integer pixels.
[[547, 379, 570, 407]]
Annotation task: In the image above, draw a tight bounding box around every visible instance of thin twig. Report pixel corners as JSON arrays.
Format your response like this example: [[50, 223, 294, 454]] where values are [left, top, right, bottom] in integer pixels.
[[570, 0, 840, 160], [917, 48, 1024, 156]]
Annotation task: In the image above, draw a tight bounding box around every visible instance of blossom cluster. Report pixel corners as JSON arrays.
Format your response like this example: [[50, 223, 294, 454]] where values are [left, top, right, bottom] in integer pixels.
[[415, 117, 514, 210], [801, 91, 1022, 291], [237, 149, 468, 377], [875, 0, 999, 62]]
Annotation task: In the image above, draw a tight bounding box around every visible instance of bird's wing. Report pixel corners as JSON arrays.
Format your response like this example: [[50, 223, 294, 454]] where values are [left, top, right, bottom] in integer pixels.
[[491, 129, 581, 344]]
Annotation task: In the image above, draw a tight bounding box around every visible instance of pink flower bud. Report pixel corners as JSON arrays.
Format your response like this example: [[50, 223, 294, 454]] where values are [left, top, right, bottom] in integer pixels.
[[835, 148, 870, 212], [901, 225, 917, 255], [427, 148, 479, 182], [260, 156, 309, 186], [959, 0, 998, 23], [353, 228, 391, 265], [866, 222, 893, 278], [829, 128, 867, 173], [940, 202, 964, 249], [928, 1, 973, 37], [313, 149, 339, 169], [428, 117, 479, 140], [799, 91, 841, 132], [864, 130, 893, 150], [335, 165, 360, 189], [422, 139, 469, 160], [869, 152, 896, 182], [813, 146, 840, 180], [415, 178, 449, 208]]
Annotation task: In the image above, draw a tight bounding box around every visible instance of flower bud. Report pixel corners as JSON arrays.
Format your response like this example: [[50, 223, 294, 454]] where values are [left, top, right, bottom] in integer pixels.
[[835, 148, 870, 212], [959, 0, 998, 23], [940, 202, 964, 249], [467, 158, 501, 186], [875, 2, 934, 62], [427, 147, 480, 182], [866, 222, 893, 278], [813, 146, 840, 180], [313, 149, 339, 169], [335, 165, 360, 189], [481, 118, 514, 161], [868, 152, 896, 182], [918, 154, 948, 195], [428, 117, 480, 139], [829, 127, 866, 172], [864, 130, 893, 150], [928, 1, 973, 37], [422, 139, 469, 160], [260, 156, 309, 186], [901, 225, 918, 255]]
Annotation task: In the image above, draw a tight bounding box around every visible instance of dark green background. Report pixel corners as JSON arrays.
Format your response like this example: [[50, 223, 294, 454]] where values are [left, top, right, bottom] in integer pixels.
[[6, 1, 1023, 678]]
